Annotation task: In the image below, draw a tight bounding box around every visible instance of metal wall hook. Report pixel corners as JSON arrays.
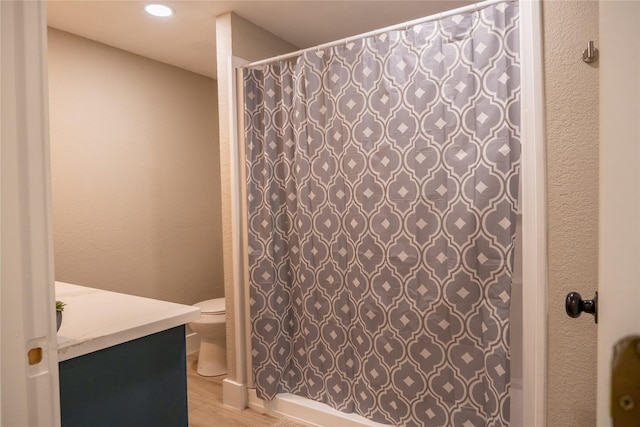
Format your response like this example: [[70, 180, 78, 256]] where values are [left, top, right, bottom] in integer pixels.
[[582, 41, 599, 63]]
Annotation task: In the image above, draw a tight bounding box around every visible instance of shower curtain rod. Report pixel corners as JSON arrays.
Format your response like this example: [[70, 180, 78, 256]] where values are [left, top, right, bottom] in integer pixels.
[[242, 0, 509, 69]]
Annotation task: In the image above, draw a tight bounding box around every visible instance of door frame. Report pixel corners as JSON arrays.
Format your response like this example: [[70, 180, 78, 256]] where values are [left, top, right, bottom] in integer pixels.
[[1, 0, 61, 425], [597, 2, 640, 425], [519, 1, 548, 426]]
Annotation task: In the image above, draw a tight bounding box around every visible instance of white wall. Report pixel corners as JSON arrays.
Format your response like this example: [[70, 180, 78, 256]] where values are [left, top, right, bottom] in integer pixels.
[[48, 28, 224, 305]]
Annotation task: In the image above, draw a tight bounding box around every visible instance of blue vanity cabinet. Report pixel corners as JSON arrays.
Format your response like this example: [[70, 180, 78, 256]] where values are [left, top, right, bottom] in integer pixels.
[[58, 326, 188, 427]]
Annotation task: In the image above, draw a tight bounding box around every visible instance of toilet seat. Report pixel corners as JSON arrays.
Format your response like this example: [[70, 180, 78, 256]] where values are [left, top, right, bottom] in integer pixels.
[[194, 298, 225, 315]]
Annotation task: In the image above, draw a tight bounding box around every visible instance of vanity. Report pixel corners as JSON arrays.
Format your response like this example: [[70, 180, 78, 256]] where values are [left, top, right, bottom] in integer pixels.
[[55, 282, 200, 427]]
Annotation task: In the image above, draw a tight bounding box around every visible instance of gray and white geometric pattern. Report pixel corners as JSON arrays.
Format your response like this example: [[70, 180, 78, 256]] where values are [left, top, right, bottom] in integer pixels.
[[244, 2, 520, 426]]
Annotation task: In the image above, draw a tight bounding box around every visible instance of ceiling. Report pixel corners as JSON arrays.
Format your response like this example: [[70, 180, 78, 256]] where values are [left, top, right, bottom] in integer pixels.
[[47, 0, 475, 79]]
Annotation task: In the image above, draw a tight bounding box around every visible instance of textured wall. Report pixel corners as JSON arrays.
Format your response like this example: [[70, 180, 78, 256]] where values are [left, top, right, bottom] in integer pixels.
[[216, 13, 297, 382], [48, 29, 224, 305], [543, 1, 599, 425]]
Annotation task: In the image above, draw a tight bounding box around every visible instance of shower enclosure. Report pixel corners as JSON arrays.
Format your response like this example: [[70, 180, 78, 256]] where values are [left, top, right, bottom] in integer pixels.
[[230, 0, 546, 425]]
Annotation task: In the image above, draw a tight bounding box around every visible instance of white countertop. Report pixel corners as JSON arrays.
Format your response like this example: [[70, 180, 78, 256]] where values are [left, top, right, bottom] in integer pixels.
[[55, 282, 200, 362]]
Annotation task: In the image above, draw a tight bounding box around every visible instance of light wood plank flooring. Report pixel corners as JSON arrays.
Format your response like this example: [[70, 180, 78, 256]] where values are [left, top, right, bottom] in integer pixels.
[[187, 353, 312, 427]]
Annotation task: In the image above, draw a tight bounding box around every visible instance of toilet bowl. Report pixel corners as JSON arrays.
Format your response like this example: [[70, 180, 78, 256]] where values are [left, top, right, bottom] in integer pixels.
[[189, 298, 226, 377]]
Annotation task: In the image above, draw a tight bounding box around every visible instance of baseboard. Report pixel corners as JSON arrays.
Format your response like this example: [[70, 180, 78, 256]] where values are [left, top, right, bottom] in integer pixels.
[[223, 378, 247, 410], [186, 331, 200, 355]]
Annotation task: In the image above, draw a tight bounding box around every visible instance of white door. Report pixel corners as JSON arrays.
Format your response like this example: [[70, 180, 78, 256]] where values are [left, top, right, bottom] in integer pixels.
[[597, 1, 640, 426], [1, 1, 61, 425]]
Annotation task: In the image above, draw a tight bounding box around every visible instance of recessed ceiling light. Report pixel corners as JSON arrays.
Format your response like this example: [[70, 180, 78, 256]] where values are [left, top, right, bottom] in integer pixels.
[[145, 4, 173, 18]]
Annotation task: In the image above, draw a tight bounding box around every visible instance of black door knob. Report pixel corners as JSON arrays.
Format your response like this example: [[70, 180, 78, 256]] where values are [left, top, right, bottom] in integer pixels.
[[565, 291, 598, 323]]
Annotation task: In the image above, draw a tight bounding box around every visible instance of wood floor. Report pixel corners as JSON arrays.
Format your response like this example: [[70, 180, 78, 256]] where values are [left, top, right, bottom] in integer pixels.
[[186, 353, 312, 427]]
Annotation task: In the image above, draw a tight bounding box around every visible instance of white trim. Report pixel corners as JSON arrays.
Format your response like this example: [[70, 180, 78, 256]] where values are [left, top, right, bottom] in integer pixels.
[[1, 1, 61, 425], [234, 61, 254, 391], [222, 378, 247, 410], [229, 58, 244, 382], [185, 331, 200, 355], [228, 56, 248, 383], [222, 56, 251, 409], [519, 1, 548, 426]]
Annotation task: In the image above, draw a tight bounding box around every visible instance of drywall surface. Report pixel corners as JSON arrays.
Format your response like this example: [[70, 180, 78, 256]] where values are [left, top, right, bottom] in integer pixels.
[[216, 12, 297, 384], [229, 13, 299, 63], [48, 28, 223, 305], [543, 1, 599, 425]]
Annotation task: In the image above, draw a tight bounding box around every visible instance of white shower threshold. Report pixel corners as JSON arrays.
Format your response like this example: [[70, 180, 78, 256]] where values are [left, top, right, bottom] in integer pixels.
[[248, 389, 392, 427], [247, 380, 523, 427]]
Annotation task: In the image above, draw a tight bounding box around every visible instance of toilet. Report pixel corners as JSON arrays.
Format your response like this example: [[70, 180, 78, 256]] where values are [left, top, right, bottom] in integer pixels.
[[189, 298, 227, 376]]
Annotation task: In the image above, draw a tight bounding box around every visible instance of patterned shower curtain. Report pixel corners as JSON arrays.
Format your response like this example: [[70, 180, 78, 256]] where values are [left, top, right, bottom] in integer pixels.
[[244, 2, 520, 426]]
